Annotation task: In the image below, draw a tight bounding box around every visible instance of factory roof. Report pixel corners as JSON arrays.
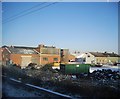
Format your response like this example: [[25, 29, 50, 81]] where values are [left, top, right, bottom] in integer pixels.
[[90, 52, 120, 57], [3, 46, 38, 54]]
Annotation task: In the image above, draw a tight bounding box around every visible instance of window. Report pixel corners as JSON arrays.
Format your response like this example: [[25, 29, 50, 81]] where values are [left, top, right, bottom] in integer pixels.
[[43, 57, 48, 61], [96, 59, 98, 62], [88, 55, 90, 57], [54, 58, 58, 61], [83, 58, 86, 62]]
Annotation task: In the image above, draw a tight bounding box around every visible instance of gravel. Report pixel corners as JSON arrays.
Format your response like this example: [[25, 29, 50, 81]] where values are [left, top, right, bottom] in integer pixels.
[[2, 79, 45, 98]]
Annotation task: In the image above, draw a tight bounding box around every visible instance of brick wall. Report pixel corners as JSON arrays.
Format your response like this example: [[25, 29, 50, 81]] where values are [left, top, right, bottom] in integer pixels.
[[0, 48, 2, 61], [40, 54, 60, 65], [2, 48, 10, 65], [0, 48, 2, 65], [10, 54, 40, 66]]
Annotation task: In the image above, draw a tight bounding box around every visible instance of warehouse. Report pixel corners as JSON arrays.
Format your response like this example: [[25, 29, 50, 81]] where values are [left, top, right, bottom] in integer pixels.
[[2, 46, 39, 68], [2, 44, 70, 68]]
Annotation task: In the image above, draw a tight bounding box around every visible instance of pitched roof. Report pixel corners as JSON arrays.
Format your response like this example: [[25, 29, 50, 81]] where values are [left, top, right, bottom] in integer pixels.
[[90, 52, 120, 57], [5, 46, 38, 54]]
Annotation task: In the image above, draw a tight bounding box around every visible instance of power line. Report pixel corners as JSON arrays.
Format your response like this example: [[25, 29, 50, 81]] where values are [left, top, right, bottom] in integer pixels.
[[3, 2, 47, 21], [3, 2, 58, 24]]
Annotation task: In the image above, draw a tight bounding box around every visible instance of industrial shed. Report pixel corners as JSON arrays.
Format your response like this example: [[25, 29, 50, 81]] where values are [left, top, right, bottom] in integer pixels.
[[2, 46, 39, 68]]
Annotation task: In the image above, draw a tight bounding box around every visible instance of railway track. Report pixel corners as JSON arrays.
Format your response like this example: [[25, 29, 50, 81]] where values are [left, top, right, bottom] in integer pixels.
[[2, 75, 72, 98]]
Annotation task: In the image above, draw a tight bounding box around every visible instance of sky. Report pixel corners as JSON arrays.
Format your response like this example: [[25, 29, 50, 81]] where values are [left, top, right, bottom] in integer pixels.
[[2, 0, 120, 2], [2, 2, 118, 53], [0, 2, 2, 47]]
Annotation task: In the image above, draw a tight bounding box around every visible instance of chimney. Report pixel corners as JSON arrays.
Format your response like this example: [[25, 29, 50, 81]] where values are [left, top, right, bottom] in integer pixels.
[[112, 52, 114, 54], [38, 44, 44, 48], [10, 45, 14, 48], [104, 51, 107, 53]]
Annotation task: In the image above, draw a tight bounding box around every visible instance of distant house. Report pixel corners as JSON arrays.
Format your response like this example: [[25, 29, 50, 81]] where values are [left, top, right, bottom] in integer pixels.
[[90, 52, 120, 65], [2, 44, 70, 68], [75, 52, 95, 64], [75, 52, 120, 65]]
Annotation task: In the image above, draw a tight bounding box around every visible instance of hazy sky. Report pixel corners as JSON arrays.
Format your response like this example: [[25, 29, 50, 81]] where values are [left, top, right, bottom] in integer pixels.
[[2, 0, 120, 2], [2, 2, 118, 53], [0, 2, 1, 47]]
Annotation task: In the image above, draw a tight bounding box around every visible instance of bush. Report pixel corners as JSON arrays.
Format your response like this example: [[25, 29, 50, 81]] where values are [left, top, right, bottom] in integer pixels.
[[41, 63, 52, 71]]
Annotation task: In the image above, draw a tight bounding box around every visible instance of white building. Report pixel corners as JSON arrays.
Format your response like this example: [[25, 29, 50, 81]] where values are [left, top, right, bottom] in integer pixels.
[[75, 52, 96, 64], [75, 52, 120, 65]]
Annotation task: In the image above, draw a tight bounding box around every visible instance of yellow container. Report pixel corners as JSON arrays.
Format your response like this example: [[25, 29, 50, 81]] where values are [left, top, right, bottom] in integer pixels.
[[52, 62, 60, 69], [53, 62, 60, 66]]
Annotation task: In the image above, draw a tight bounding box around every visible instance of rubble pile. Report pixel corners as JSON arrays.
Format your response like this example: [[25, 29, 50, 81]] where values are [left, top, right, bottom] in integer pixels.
[[3, 65, 120, 98], [25, 69, 72, 82], [89, 69, 120, 81]]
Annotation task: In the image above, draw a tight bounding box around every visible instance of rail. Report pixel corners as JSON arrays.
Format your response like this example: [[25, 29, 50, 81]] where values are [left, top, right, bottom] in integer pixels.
[[2, 75, 72, 98]]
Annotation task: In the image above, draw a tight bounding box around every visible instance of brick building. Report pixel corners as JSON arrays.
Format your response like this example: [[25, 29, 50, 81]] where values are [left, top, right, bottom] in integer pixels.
[[2, 46, 39, 68], [60, 49, 69, 63], [0, 48, 2, 65], [2, 44, 69, 67], [36, 44, 60, 65]]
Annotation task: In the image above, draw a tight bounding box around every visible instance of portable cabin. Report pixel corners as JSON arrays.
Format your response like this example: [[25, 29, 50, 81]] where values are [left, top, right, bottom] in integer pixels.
[[60, 63, 90, 75]]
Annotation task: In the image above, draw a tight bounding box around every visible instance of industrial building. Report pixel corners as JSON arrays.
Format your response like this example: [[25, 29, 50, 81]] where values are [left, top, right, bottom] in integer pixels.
[[75, 52, 120, 65], [0, 48, 2, 65], [2, 46, 39, 68], [2, 44, 70, 68]]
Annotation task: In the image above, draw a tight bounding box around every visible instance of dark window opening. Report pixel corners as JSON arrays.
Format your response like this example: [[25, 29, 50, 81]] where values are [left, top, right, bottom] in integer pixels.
[[43, 57, 48, 61], [54, 58, 58, 61]]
